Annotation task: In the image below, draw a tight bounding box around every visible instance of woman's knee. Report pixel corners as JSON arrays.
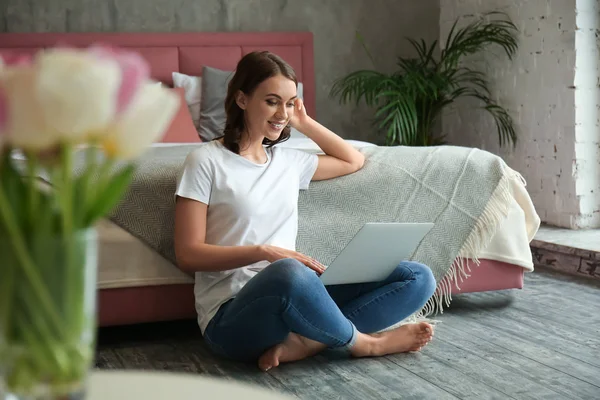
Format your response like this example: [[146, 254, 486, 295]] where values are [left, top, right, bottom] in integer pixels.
[[399, 261, 437, 297], [262, 258, 320, 294]]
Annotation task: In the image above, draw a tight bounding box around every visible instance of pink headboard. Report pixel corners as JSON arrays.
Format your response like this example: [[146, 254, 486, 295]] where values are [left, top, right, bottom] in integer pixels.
[[0, 32, 316, 118]]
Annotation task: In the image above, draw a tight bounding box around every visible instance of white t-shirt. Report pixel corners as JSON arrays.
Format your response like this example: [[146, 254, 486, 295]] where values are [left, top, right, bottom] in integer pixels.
[[175, 140, 319, 333]]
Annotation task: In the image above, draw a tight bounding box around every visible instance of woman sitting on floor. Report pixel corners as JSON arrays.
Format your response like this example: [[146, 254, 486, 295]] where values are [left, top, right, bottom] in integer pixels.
[[174, 51, 436, 371]]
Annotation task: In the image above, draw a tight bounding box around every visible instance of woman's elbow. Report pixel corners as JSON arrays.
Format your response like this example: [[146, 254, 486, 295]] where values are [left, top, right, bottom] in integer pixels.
[[175, 255, 193, 273], [351, 153, 365, 172], [175, 245, 200, 273]]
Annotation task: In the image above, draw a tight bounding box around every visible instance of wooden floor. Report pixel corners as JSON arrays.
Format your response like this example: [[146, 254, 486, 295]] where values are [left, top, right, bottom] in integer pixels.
[[95, 269, 600, 399]]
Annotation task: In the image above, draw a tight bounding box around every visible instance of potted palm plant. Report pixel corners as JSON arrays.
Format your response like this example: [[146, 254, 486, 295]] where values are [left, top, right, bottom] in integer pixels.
[[330, 12, 519, 147]]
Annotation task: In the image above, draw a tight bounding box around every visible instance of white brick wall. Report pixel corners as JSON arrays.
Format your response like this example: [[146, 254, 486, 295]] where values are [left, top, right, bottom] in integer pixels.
[[574, 0, 600, 228], [440, 0, 599, 228]]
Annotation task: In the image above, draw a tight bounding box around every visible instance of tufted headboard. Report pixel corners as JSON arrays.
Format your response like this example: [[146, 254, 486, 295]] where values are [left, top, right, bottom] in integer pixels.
[[0, 31, 316, 118]]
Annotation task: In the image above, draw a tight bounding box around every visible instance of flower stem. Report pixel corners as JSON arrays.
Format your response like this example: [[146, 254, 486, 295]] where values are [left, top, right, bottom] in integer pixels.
[[26, 153, 40, 230], [0, 154, 15, 342], [0, 242, 16, 343], [82, 145, 100, 226], [60, 144, 78, 341], [0, 184, 66, 340], [16, 311, 57, 375]]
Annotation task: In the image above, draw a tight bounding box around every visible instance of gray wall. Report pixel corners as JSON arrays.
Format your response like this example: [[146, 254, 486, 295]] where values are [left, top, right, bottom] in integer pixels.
[[1, 0, 440, 144]]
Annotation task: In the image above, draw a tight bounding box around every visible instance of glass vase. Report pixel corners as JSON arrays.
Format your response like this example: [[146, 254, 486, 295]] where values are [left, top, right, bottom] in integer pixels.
[[0, 228, 98, 400]]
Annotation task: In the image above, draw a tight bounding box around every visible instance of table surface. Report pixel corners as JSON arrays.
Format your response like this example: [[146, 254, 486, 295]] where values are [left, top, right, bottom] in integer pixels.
[[88, 370, 295, 399]]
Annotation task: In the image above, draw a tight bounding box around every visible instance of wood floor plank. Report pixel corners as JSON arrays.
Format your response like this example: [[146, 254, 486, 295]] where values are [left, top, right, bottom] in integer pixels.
[[270, 352, 459, 400], [523, 270, 600, 300], [384, 350, 516, 399], [446, 294, 600, 368], [94, 270, 600, 400], [95, 348, 124, 370], [438, 324, 600, 400], [504, 286, 600, 319], [97, 331, 296, 396], [266, 357, 349, 400], [329, 355, 459, 400], [437, 313, 600, 388], [451, 288, 600, 337], [506, 302, 600, 346], [415, 333, 567, 400], [190, 356, 295, 396], [524, 281, 600, 302]]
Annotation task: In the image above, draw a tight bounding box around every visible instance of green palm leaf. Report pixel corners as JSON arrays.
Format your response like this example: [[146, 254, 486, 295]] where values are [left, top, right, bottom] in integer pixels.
[[441, 12, 518, 70], [375, 95, 418, 145], [330, 70, 391, 107], [330, 11, 519, 147]]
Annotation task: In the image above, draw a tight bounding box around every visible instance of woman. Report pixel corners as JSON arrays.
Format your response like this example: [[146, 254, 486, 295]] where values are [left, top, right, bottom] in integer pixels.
[[174, 51, 437, 372]]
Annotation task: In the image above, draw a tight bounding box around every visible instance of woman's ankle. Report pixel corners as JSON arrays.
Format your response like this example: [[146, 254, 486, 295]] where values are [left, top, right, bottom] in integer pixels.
[[349, 332, 380, 358]]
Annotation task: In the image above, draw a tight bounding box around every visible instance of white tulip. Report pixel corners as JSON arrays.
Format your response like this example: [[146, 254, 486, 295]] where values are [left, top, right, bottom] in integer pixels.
[[0, 67, 60, 151], [34, 49, 122, 142], [102, 82, 179, 160]]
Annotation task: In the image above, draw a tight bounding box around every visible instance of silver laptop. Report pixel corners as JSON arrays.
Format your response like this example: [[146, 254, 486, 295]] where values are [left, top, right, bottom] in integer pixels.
[[319, 222, 434, 285]]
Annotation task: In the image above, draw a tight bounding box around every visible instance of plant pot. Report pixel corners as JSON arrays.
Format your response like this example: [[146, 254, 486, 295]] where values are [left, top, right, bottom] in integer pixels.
[[0, 228, 98, 399]]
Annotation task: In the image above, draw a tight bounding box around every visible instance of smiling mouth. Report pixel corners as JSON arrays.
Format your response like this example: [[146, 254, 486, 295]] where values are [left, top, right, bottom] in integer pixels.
[[269, 121, 285, 129]]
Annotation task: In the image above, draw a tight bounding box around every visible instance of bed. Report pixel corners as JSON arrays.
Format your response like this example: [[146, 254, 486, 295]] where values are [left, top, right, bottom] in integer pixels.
[[0, 32, 540, 327]]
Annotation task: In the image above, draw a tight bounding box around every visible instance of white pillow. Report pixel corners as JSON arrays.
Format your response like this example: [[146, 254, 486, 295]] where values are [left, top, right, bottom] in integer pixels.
[[172, 72, 202, 131]]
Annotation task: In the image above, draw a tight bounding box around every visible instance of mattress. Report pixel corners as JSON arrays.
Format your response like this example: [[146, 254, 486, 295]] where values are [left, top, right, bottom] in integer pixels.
[[97, 218, 193, 289], [96, 200, 534, 290], [97, 138, 540, 291]]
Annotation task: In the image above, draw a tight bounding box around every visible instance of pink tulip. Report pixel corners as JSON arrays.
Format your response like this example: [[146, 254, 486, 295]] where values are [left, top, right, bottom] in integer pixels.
[[89, 45, 150, 115], [0, 53, 32, 67]]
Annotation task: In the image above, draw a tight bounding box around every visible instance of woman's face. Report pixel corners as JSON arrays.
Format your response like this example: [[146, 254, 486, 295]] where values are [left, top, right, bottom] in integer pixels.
[[238, 74, 297, 141]]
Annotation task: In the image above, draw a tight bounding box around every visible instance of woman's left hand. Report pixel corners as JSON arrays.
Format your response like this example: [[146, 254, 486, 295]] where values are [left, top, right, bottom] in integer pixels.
[[289, 98, 310, 131]]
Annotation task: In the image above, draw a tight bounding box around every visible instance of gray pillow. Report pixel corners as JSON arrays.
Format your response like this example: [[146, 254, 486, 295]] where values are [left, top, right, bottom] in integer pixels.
[[198, 66, 234, 141], [199, 65, 306, 141]]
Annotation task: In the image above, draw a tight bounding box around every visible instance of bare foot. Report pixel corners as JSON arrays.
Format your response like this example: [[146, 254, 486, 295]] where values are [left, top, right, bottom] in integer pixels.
[[351, 322, 434, 358], [258, 333, 327, 372]]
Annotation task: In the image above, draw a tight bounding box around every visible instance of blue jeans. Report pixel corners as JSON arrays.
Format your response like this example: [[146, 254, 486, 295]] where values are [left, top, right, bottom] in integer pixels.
[[203, 258, 436, 361]]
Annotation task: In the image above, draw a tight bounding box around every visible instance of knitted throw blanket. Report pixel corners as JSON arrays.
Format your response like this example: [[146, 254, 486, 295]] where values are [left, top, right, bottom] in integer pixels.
[[107, 144, 516, 317]]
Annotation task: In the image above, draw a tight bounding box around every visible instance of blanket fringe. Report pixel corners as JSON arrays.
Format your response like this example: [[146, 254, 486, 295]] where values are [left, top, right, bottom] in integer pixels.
[[417, 166, 517, 320]]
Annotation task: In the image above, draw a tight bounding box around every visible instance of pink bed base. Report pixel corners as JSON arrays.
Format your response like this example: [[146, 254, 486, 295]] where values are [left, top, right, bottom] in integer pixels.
[[0, 32, 524, 328]]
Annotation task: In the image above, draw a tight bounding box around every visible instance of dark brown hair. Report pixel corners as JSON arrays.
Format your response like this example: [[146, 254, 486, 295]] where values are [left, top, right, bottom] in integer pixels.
[[221, 51, 298, 154]]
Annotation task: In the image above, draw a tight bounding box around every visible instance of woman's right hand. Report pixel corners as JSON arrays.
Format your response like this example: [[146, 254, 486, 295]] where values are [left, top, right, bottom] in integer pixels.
[[259, 245, 326, 275]]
